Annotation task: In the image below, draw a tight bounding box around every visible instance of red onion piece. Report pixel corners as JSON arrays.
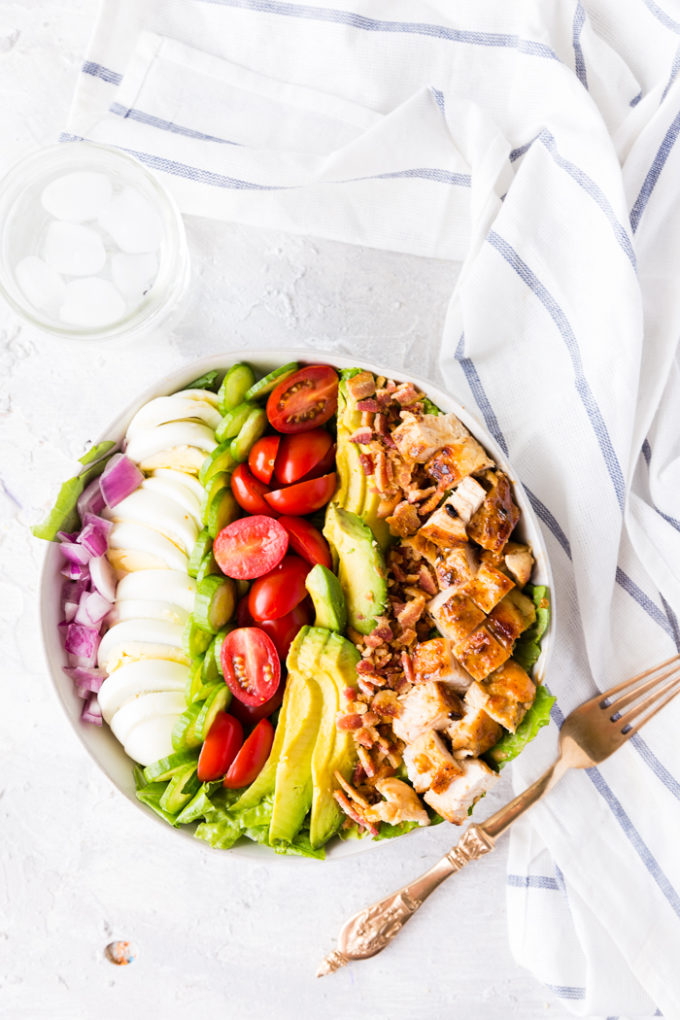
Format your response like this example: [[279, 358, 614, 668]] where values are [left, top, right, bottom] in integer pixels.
[[100, 453, 143, 509], [77, 477, 105, 520], [81, 694, 103, 726], [57, 530, 79, 543], [77, 516, 111, 557], [59, 541, 91, 566], [60, 561, 90, 581], [64, 623, 100, 665], [63, 665, 106, 694], [74, 590, 112, 627], [90, 555, 117, 603]]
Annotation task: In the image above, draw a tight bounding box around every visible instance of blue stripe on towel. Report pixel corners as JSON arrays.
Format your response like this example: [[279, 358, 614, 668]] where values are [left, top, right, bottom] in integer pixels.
[[630, 108, 680, 232], [507, 874, 561, 890], [545, 984, 586, 1000], [81, 61, 122, 86], [487, 230, 627, 511], [109, 103, 240, 145], [196, 0, 558, 60], [572, 2, 588, 89], [642, 0, 680, 33]]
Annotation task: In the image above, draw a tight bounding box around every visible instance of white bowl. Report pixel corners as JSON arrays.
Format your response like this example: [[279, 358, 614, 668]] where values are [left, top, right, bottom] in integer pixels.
[[39, 349, 556, 859]]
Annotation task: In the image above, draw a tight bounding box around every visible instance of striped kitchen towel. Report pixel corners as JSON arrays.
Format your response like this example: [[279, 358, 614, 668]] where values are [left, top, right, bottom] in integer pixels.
[[65, 2, 680, 1016]]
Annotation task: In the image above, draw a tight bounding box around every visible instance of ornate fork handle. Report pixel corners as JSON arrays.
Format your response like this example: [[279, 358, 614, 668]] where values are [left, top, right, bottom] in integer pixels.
[[317, 825, 495, 976]]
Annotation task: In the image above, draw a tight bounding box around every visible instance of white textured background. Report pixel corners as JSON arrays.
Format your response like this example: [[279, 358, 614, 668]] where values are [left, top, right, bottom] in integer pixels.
[[0, 3, 575, 1018]]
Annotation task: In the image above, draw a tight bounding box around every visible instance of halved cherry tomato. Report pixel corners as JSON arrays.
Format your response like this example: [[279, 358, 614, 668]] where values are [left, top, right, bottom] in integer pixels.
[[266, 364, 338, 433], [278, 516, 332, 569], [229, 683, 284, 727], [230, 463, 277, 517], [264, 473, 337, 516], [248, 554, 310, 621], [248, 435, 280, 485], [221, 627, 281, 706], [236, 596, 253, 628], [307, 442, 336, 478], [274, 429, 334, 485], [258, 597, 313, 659], [223, 718, 275, 789], [197, 711, 244, 782], [214, 515, 288, 580]]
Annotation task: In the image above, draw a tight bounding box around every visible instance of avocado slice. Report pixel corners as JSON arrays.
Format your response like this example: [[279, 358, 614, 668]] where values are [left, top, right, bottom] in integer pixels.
[[305, 564, 347, 632], [323, 504, 388, 635], [309, 632, 360, 848], [333, 375, 391, 550]]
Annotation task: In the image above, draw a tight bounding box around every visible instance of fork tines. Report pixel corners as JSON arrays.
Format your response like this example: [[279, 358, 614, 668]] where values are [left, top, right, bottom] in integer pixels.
[[602, 652, 680, 736]]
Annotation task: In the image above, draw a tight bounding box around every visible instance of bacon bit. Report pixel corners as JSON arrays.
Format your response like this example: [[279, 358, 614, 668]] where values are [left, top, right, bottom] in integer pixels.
[[374, 412, 388, 435], [336, 713, 364, 730], [419, 489, 444, 516], [352, 761, 366, 785], [363, 711, 379, 726], [356, 398, 379, 412], [333, 790, 378, 836], [355, 726, 379, 748], [382, 433, 397, 449], [392, 381, 420, 406], [345, 372, 376, 401], [357, 677, 376, 698], [334, 769, 371, 808], [386, 749, 403, 768], [349, 426, 373, 445], [386, 501, 421, 538], [374, 449, 390, 493], [377, 494, 401, 518], [359, 452, 374, 475], [360, 411, 374, 429], [343, 686, 357, 701], [358, 746, 376, 778], [418, 564, 438, 595], [372, 622, 394, 641], [347, 626, 365, 645], [393, 625, 417, 649], [401, 650, 415, 684], [356, 659, 378, 675], [364, 631, 386, 649], [372, 690, 401, 719], [396, 596, 427, 630], [407, 485, 437, 504]]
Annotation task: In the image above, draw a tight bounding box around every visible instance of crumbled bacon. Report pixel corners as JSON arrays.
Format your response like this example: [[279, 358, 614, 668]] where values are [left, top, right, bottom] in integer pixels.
[[356, 398, 379, 412], [374, 412, 388, 435], [401, 650, 415, 684], [349, 426, 373, 445], [392, 381, 420, 405], [358, 746, 376, 777], [407, 485, 437, 504], [333, 790, 378, 836], [359, 452, 374, 475], [396, 595, 427, 630], [386, 501, 421, 537], [418, 564, 438, 594], [336, 713, 365, 730]]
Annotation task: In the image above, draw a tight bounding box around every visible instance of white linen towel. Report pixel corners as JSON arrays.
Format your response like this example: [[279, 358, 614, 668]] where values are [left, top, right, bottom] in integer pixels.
[[65, 2, 680, 1016]]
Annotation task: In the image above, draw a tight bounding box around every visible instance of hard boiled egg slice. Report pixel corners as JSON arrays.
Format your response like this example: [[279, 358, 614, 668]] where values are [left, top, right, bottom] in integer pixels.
[[126, 395, 222, 436], [140, 475, 201, 522], [98, 658, 188, 721], [109, 599, 190, 627], [151, 468, 205, 504], [107, 521, 189, 573], [124, 714, 182, 766], [138, 446, 208, 475], [108, 489, 198, 554], [115, 569, 196, 611], [98, 618, 188, 673], [175, 387, 220, 406], [110, 690, 186, 745], [125, 422, 217, 464]]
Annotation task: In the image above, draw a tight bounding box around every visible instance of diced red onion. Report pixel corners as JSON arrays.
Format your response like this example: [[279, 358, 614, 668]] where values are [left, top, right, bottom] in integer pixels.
[[100, 453, 143, 509], [77, 515, 111, 557], [75, 590, 112, 627], [77, 477, 105, 520], [64, 622, 100, 665], [90, 555, 117, 603], [59, 541, 91, 566], [57, 530, 79, 543], [60, 561, 90, 581], [63, 665, 106, 694], [81, 694, 103, 726]]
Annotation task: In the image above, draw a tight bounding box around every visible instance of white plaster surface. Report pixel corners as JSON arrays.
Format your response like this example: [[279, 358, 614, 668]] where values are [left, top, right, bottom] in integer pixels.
[[0, 3, 576, 1018]]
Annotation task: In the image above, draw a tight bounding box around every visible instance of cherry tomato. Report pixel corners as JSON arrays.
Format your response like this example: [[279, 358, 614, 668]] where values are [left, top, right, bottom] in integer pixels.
[[214, 515, 288, 580], [236, 596, 254, 628], [223, 718, 275, 789], [308, 442, 336, 478], [274, 429, 334, 485], [278, 516, 332, 569], [197, 711, 243, 782], [229, 683, 284, 727], [221, 627, 281, 706], [266, 365, 338, 434], [264, 473, 337, 516], [248, 554, 310, 621], [258, 597, 313, 660], [248, 435, 280, 485], [230, 463, 278, 517]]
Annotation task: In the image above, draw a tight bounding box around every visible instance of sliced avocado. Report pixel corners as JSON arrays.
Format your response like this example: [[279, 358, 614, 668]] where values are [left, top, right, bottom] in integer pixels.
[[309, 632, 360, 848], [269, 674, 323, 845], [305, 564, 347, 632], [322, 504, 388, 635]]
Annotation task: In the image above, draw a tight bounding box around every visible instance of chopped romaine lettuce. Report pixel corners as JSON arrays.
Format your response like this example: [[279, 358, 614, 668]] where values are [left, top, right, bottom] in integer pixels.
[[420, 396, 442, 415], [184, 369, 220, 392], [513, 585, 550, 671], [485, 683, 556, 769], [32, 445, 118, 541]]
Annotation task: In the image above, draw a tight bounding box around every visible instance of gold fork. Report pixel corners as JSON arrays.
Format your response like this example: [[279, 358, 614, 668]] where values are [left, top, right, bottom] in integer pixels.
[[317, 652, 680, 977]]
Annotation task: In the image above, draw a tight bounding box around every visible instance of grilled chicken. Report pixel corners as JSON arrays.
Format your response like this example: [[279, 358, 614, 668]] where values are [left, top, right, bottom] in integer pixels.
[[446, 704, 503, 758], [467, 470, 520, 553], [424, 758, 498, 824], [503, 542, 534, 587], [454, 624, 513, 681], [466, 662, 536, 732], [418, 502, 467, 546], [448, 476, 487, 523], [486, 588, 536, 649], [365, 777, 430, 827], [386, 500, 421, 537], [411, 638, 473, 692], [403, 730, 463, 793], [426, 440, 492, 489], [393, 411, 475, 464], [433, 542, 478, 590], [392, 680, 463, 743], [464, 561, 515, 613], [428, 589, 486, 645]]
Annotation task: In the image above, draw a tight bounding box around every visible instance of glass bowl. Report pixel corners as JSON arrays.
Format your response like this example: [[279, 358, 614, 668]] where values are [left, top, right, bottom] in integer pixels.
[[0, 142, 189, 344]]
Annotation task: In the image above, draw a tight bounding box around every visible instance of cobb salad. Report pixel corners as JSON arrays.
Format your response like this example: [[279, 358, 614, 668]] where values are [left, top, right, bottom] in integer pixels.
[[36, 360, 553, 859]]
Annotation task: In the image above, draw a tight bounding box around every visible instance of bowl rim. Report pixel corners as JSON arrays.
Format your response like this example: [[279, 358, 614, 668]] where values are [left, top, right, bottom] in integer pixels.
[[38, 348, 557, 861]]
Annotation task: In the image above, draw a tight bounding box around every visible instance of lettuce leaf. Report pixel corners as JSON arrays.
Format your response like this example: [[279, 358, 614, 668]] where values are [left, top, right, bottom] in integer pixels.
[[513, 585, 551, 671], [183, 369, 220, 392], [485, 683, 556, 769], [32, 442, 118, 541]]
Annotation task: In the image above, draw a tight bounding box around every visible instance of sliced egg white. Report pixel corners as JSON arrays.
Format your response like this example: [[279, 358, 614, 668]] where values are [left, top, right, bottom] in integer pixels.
[[108, 521, 189, 573], [109, 599, 190, 627], [107, 489, 198, 555], [126, 395, 222, 436], [176, 387, 221, 407], [98, 659, 189, 721], [141, 475, 201, 521], [138, 445, 209, 475], [151, 468, 206, 504], [125, 422, 217, 465], [115, 569, 196, 611], [98, 618, 188, 673], [124, 714, 181, 766], [110, 691, 187, 745]]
